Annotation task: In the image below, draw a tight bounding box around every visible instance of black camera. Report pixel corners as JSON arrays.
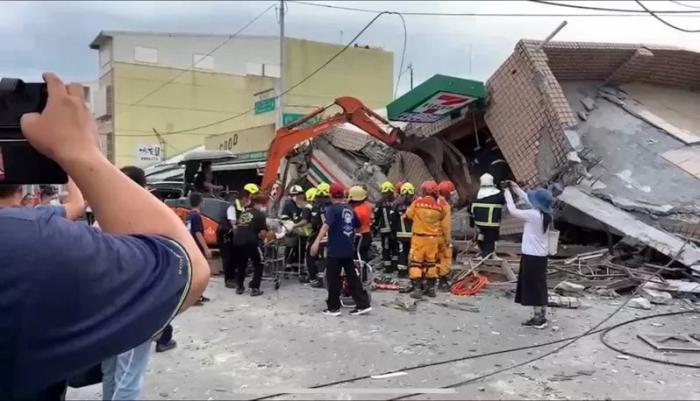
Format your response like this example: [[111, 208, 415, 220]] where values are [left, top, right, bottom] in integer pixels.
[[0, 78, 67, 184]]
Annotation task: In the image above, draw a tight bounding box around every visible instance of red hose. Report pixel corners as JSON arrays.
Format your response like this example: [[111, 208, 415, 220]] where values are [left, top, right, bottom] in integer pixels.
[[450, 273, 489, 296]]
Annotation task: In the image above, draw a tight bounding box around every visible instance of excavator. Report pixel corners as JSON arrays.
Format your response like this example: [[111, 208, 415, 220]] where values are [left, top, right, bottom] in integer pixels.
[[261, 96, 404, 199]]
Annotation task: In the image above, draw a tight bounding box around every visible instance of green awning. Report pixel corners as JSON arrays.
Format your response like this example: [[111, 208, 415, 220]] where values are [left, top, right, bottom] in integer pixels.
[[387, 74, 487, 123]]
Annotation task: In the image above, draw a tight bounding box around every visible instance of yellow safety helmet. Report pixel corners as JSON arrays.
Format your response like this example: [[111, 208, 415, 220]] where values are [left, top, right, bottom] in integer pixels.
[[380, 181, 396, 194], [348, 185, 368, 202], [243, 183, 260, 195], [316, 182, 331, 197], [305, 187, 318, 202], [400, 182, 415, 195]]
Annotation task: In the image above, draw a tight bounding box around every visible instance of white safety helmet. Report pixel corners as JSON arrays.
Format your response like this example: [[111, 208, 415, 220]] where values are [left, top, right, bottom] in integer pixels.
[[480, 173, 495, 187], [289, 185, 304, 196]]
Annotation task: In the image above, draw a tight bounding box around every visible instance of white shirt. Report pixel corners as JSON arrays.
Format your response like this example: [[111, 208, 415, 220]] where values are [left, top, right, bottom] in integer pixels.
[[504, 188, 549, 257], [226, 205, 237, 225]]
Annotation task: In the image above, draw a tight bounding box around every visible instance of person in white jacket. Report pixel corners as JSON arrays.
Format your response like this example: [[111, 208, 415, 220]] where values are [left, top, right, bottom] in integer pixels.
[[503, 181, 554, 329]]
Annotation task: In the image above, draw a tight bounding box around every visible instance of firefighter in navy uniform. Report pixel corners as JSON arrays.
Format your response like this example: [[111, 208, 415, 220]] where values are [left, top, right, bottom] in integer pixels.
[[373, 181, 398, 273], [305, 183, 332, 288], [470, 173, 506, 258], [393, 182, 415, 280], [222, 183, 259, 288]]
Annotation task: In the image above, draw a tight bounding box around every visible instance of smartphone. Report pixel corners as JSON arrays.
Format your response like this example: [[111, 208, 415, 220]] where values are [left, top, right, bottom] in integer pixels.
[[0, 78, 67, 184]]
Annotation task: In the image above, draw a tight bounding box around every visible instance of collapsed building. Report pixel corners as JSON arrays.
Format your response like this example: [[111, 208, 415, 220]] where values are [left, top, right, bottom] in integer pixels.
[[286, 39, 700, 271]]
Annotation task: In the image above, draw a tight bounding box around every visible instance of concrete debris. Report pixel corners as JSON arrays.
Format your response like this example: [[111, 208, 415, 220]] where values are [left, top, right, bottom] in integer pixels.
[[644, 279, 700, 294], [371, 372, 407, 379], [639, 286, 674, 305], [580, 97, 596, 112], [628, 297, 652, 310], [548, 295, 580, 309], [577, 111, 588, 122], [555, 281, 585, 295]]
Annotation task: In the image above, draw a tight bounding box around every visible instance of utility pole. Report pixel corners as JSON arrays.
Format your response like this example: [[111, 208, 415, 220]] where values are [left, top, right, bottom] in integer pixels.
[[407, 63, 414, 90], [276, 0, 286, 129]]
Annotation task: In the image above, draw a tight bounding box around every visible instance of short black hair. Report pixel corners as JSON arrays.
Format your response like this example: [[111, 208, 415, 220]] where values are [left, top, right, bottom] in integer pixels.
[[39, 185, 57, 198], [120, 166, 147, 187], [189, 192, 203, 208], [0, 185, 22, 198]]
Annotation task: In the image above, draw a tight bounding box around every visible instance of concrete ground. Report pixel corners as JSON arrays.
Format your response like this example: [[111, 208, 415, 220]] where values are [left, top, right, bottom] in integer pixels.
[[69, 275, 700, 400]]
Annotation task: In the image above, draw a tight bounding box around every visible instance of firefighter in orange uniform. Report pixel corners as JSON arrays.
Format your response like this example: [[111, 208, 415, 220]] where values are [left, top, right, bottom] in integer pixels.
[[436, 180, 455, 291], [404, 180, 450, 299]]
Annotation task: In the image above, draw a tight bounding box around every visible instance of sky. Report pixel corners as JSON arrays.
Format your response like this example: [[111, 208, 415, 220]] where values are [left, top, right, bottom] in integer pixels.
[[3, 0, 700, 97]]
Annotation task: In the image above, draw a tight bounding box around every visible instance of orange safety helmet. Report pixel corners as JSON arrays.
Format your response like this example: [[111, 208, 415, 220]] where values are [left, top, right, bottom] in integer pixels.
[[438, 180, 455, 197], [420, 180, 438, 196]]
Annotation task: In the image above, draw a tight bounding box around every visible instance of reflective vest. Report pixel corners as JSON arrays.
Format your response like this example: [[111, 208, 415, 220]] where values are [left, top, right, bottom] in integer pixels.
[[392, 197, 413, 239], [373, 198, 395, 234], [470, 192, 506, 228]]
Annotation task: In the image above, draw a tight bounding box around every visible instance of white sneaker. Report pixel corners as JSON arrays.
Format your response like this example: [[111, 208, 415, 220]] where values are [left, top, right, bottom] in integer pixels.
[[349, 307, 372, 316], [322, 309, 341, 317]]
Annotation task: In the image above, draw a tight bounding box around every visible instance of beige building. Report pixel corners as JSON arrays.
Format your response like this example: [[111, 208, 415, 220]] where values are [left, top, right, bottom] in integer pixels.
[[89, 30, 394, 167]]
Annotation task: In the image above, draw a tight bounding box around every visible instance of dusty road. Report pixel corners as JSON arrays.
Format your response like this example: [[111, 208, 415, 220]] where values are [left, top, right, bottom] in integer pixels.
[[70, 276, 700, 400]]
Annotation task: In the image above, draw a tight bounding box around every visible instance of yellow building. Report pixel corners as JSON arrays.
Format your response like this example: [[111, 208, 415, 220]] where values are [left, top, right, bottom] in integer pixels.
[[89, 31, 394, 167]]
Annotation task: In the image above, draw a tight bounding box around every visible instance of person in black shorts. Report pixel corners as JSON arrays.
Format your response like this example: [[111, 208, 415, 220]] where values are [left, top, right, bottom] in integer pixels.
[[231, 194, 269, 296]]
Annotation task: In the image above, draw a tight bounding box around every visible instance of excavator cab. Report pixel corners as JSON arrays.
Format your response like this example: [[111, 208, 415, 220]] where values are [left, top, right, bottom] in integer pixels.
[[165, 150, 237, 248]]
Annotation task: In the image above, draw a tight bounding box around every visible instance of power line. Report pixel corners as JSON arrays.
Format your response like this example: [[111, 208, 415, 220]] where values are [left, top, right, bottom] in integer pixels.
[[636, 0, 700, 31], [393, 13, 408, 99], [154, 11, 397, 137], [290, 0, 700, 16], [121, 3, 276, 114], [529, 0, 700, 13], [670, 0, 700, 10]]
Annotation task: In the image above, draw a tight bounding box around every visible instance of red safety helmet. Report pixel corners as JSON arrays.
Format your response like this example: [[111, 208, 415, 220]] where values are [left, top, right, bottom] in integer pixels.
[[330, 182, 346, 199], [420, 180, 438, 196], [438, 180, 455, 196]]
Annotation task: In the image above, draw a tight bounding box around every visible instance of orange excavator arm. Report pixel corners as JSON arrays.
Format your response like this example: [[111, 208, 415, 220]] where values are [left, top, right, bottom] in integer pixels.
[[261, 96, 403, 191]]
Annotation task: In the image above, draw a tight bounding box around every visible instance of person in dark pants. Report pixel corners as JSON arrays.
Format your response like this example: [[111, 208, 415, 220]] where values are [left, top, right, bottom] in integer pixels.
[[373, 181, 398, 273], [504, 181, 554, 329], [310, 183, 371, 316], [186, 193, 212, 304], [392, 183, 415, 279], [470, 173, 506, 258], [305, 185, 332, 288], [348, 186, 372, 263], [231, 195, 269, 296]]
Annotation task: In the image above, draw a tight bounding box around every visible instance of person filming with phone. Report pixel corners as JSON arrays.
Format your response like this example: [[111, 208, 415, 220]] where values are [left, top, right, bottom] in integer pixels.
[[0, 73, 210, 401]]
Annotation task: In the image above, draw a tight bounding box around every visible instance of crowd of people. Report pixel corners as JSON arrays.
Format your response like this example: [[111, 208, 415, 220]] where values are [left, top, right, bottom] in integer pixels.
[[0, 72, 556, 401]]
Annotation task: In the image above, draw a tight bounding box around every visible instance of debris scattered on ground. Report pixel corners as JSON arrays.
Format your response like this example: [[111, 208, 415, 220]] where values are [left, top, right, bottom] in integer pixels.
[[628, 297, 652, 310], [371, 372, 408, 379], [638, 333, 700, 352], [548, 295, 581, 309]]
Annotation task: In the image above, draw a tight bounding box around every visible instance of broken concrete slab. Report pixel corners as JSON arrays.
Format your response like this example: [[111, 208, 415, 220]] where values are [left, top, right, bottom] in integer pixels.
[[558, 186, 700, 267], [581, 97, 596, 112], [628, 297, 652, 310], [623, 103, 700, 145], [639, 286, 673, 305], [555, 281, 585, 294]]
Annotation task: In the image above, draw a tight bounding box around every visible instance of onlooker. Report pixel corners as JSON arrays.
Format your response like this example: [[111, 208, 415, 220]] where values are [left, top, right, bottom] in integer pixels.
[[1, 73, 209, 400], [35, 178, 86, 220], [193, 161, 223, 195], [231, 194, 269, 296], [504, 181, 554, 329], [310, 183, 371, 317], [187, 192, 212, 304]]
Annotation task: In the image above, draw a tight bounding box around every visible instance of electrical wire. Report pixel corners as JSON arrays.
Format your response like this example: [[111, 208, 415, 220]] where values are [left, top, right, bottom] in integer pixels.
[[249, 310, 697, 401], [156, 11, 397, 136], [291, 0, 700, 16], [600, 310, 700, 369], [670, 0, 700, 10], [635, 0, 700, 32], [393, 13, 408, 99], [529, 0, 700, 13], [121, 3, 276, 113]]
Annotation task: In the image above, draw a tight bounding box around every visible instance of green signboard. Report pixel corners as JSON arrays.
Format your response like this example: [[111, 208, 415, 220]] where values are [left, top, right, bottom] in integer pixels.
[[282, 113, 321, 128], [254, 97, 276, 115], [387, 74, 487, 123]]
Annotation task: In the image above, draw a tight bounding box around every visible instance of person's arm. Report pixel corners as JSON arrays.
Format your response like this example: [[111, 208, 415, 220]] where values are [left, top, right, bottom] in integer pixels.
[[504, 189, 538, 221], [405, 201, 415, 220], [441, 204, 452, 245], [61, 177, 86, 220], [509, 183, 532, 208], [192, 215, 212, 259], [20, 73, 209, 311], [226, 205, 237, 227], [310, 223, 330, 256]]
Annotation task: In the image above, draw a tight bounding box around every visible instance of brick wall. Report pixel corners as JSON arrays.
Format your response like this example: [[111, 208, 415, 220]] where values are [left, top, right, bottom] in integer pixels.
[[485, 39, 700, 185]]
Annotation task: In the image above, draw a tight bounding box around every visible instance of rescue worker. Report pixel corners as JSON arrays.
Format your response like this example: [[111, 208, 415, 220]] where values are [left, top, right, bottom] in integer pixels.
[[373, 181, 398, 273], [223, 183, 259, 288], [404, 180, 450, 299], [280, 185, 306, 272], [470, 173, 506, 258], [392, 182, 415, 279], [436, 180, 455, 291], [305, 182, 332, 288], [348, 185, 372, 263]]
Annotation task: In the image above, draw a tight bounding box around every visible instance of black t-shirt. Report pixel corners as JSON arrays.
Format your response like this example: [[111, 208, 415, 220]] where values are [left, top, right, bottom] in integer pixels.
[[233, 209, 267, 246], [193, 172, 207, 192], [281, 199, 303, 222]]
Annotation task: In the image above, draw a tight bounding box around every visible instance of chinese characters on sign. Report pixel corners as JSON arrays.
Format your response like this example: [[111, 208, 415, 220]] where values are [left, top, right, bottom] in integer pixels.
[[136, 144, 162, 162], [396, 92, 475, 123]]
